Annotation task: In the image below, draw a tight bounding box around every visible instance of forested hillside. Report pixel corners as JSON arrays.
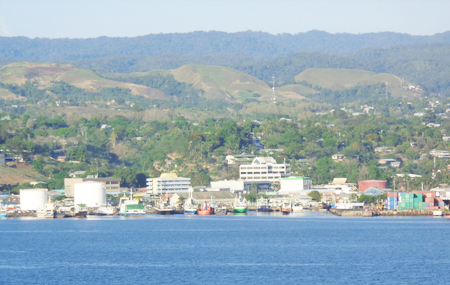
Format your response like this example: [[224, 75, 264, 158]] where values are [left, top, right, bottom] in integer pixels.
[[2, 31, 450, 95]]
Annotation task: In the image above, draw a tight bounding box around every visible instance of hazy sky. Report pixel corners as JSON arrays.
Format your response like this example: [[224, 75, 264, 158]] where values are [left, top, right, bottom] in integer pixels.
[[1, 0, 449, 38]]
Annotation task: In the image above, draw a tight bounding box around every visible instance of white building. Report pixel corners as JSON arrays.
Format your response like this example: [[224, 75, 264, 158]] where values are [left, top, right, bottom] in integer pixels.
[[239, 157, 291, 182], [278, 176, 312, 194], [430, 150, 450, 158], [147, 173, 191, 194]]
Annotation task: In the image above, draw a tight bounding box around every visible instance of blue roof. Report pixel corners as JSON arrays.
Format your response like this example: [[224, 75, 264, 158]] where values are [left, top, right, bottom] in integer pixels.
[[364, 187, 384, 196]]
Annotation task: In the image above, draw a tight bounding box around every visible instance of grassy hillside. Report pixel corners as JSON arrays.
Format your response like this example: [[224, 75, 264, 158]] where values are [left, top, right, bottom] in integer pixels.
[[0, 62, 168, 100], [278, 84, 319, 97], [0, 163, 44, 188], [170, 65, 306, 102], [295, 68, 421, 98]]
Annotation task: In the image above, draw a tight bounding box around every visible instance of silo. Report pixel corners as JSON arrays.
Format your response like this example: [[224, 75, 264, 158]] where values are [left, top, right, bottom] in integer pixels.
[[20, 189, 48, 211], [74, 181, 106, 207]]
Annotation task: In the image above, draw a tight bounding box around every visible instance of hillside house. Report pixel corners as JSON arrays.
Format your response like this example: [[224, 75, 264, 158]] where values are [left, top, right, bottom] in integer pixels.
[[226, 154, 255, 166], [331, 154, 345, 162], [57, 156, 67, 162], [375, 146, 396, 154], [430, 150, 450, 158]]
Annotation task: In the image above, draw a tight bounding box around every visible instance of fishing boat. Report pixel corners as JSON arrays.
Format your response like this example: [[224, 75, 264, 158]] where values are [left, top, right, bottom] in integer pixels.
[[71, 204, 87, 218], [0, 205, 7, 219], [197, 196, 213, 215], [37, 202, 55, 218], [184, 188, 197, 215], [214, 205, 228, 215], [95, 206, 117, 216], [281, 201, 293, 214], [257, 198, 273, 212], [54, 210, 65, 218], [231, 195, 248, 214], [292, 203, 303, 212], [119, 195, 145, 216], [155, 203, 175, 215]]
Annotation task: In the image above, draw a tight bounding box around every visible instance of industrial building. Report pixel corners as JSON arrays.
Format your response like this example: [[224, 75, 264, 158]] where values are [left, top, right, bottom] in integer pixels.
[[239, 157, 291, 182], [64, 177, 121, 197], [146, 173, 191, 194], [278, 176, 312, 194], [358, 180, 387, 192]]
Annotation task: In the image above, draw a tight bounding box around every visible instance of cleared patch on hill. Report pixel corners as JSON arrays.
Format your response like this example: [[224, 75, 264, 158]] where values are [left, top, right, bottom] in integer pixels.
[[0, 62, 168, 100], [0, 88, 26, 100], [0, 163, 44, 187], [295, 68, 376, 90], [278, 84, 318, 97], [295, 68, 420, 98]]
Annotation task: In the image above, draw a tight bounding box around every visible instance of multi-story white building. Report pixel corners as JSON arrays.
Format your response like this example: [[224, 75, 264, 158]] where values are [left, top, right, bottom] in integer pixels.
[[146, 173, 191, 194], [239, 157, 291, 182], [278, 176, 312, 194]]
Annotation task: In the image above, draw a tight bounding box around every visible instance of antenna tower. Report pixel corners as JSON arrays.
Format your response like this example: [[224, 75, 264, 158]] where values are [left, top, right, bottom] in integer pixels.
[[272, 76, 277, 104], [385, 81, 389, 99]]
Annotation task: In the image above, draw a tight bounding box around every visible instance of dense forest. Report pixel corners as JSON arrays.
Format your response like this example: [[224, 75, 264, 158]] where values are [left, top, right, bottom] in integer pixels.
[[2, 31, 450, 61]]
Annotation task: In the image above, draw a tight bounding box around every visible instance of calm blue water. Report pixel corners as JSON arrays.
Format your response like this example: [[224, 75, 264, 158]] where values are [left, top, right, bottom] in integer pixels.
[[1, 212, 449, 284]]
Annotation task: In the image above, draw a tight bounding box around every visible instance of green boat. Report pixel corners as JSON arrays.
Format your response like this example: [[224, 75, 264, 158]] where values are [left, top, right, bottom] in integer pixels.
[[232, 205, 248, 213], [232, 196, 248, 213]]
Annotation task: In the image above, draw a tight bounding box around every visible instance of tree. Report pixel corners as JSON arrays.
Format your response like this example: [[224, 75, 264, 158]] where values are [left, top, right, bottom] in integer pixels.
[[32, 155, 44, 173], [308, 190, 322, 201]]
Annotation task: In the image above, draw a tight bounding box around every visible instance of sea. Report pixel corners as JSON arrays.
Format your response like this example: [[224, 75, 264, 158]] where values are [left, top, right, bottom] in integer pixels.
[[1, 212, 449, 284]]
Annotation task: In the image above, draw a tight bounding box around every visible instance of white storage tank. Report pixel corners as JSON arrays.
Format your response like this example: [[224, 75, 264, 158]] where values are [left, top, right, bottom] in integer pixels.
[[20, 189, 48, 211], [74, 181, 106, 207]]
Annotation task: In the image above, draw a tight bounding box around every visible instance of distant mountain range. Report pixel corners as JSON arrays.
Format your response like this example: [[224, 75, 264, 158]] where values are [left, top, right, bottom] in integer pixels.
[[2, 30, 450, 61]]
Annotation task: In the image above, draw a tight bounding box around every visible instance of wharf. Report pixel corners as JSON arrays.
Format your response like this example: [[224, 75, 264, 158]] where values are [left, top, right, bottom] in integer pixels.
[[331, 208, 443, 217], [331, 209, 375, 217]]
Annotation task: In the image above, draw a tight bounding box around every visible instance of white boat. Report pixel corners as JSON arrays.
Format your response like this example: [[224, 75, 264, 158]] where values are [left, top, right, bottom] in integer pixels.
[[37, 202, 55, 218], [155, 203, 175, 215], [119, 195, 145, 216], [156, 197, 175, 215], [292, 203, 303, 212], [95, 206, 116, 216], [184, 188, 197, 215]]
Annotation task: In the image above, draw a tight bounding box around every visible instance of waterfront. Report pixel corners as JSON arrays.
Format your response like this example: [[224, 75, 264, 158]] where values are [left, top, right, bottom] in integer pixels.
[[1, 213, 450, 284]]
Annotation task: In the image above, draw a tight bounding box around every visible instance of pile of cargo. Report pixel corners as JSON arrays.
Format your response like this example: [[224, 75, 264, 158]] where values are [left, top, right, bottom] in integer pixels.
[[398, 193, 426, 211], [386, 191, 446, 211], [386, 192, 398, 210]]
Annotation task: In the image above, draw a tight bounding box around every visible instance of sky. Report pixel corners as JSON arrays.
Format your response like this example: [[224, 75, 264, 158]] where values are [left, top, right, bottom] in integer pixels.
[[0, 0, 449, 38]]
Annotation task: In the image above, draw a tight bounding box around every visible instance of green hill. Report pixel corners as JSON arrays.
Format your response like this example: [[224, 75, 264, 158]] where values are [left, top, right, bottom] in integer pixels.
[[295, 68, 420, 98]]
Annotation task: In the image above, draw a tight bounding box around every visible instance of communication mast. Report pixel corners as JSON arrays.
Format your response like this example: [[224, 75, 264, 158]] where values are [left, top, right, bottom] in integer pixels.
[[385, 81, 389, 99], [272, 76, 277, 104]]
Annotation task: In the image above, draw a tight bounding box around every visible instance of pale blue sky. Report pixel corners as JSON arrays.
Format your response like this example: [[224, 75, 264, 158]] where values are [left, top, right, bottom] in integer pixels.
[[0, 0, 449, 38]]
